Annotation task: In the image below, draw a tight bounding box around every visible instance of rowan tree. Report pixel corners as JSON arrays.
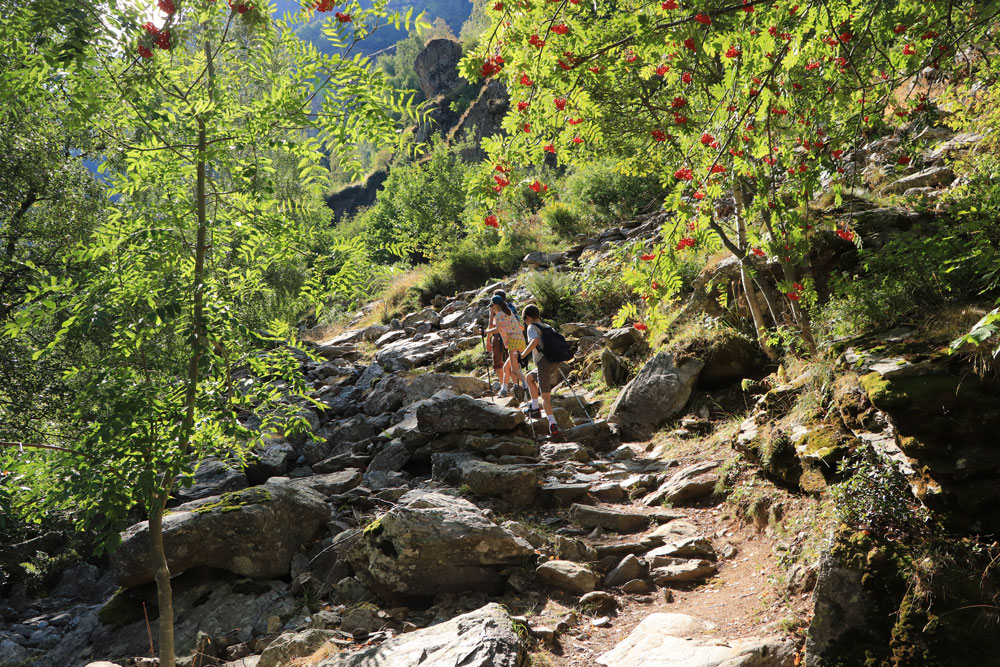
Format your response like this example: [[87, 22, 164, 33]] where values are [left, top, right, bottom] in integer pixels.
[[2, 0, 426, 664], [461, 0, 1000, 354]]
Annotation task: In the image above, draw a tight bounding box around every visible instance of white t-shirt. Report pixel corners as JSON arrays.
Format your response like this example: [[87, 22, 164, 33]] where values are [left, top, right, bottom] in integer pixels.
[[527, 323, 544, 364]]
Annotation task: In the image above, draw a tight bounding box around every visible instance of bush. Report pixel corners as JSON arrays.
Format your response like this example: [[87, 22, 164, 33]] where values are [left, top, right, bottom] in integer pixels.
[[525, 270, 581, 323], [563, 160, 666, 227], [540, 201, 590, 240]]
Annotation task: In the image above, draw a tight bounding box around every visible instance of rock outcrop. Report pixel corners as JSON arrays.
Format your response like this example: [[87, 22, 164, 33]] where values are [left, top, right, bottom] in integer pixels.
[[345, 492, 535, 599], [112, 477, 329, 587], [608, 353, 704, 440], [317, 603, 527, 666]]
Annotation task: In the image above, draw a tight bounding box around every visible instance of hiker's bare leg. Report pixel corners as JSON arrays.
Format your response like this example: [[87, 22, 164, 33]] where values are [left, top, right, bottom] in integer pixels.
[[541, 391, 554, 419], [526, 371, 540, 402]]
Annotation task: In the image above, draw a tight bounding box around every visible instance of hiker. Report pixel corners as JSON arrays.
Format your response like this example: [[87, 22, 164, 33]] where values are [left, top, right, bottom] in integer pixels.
[[483, 295, 526, 397], [521, 304, 567, 436], [485, 289, 518, 389]]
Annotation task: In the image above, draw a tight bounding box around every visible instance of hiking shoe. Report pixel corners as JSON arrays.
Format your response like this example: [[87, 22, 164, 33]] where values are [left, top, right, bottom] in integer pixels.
[[549, 423, 560, 437], [498, 386, 509, 397], [523, 406, 541, 418]]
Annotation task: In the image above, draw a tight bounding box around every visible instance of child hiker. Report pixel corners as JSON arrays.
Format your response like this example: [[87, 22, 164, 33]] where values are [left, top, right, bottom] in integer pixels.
[[521, 304, 561, 436], [486, 290, 518, 389], [484, 294, 526, 397]]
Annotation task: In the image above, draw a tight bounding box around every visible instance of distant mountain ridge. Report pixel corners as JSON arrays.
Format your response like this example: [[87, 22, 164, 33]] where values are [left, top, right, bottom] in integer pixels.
[[274, 0, 472, 56]]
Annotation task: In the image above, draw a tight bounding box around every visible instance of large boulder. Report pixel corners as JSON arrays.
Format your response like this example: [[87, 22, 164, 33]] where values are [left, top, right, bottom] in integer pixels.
[[416, 392, 525, 433], [345, 492, 535, 599], [597, 613, 795, 666], [112, 477, 330, 587], [608, 353, 704, 440], [317, 603, 527, 667], [363, 373, 488, 415]]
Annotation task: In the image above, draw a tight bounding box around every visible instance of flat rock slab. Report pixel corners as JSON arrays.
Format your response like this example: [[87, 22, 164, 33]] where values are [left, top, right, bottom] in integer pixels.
[[651, 559, 718, 583], [417, 393, 526, 433], [598, 613, 796, 667], [112, 477, 329, 587], [569, 503, 650, 533], [317, 603, 527, 667]]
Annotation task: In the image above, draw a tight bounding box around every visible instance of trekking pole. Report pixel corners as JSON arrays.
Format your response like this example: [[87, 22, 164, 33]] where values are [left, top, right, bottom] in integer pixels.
[[558, 367, 595, 425], [516, 351, 538, 442]]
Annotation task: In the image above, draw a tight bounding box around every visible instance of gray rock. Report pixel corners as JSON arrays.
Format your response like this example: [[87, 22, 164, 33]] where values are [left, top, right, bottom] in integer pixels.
[[602, 348, 629, 387], [805, 551, 867, 666], [247, 439, 296, 483], [622, 579, 650, 594], [650, 559, 717, 583], [289, 469, 362, 496], [640, 520, 701, 549], [643, 461, 720, 506], [558, 420, 617, 451], [540, 441, 589, 462], [458, 460, 538, 507], [605, 554, 645, 587], [112, 477, 330, 586], [605, 327, 641, 352], [647, 536, 717, 563], [416, 393, 525, 433], [608, 353, 704, 440], [50, 563, 113, 601], [316, 603, 526, 667], [175, 457, 248, 502], [0, 639, 30, 665], [569, 503, 649, 533], [536, 560, 599, 594], [464, 434, 539, 457], [562, 323, 603, 338], [597, 613, 796, 666], [363, 373, 488, 415], [345, 492, 534, 599], [84, 663, 122, 667], [367, 441, 411, 473], [523, 251, 562, 268], [331, 576, 369, 605], [553, 535, 597, 562], [258, 629, 338, 667], [340, 605, 382, 634], [881, 165, 954, 194]]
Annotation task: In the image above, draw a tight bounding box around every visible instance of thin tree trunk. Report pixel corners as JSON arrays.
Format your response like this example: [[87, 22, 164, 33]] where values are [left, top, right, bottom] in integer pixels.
[[733, 184, 778, 361], [151, 39, 214, 667], [150, 502, 173, 667]]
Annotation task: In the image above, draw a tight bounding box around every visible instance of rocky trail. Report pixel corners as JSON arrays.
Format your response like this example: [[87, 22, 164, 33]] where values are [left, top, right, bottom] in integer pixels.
[[1, 226, 816, 667]]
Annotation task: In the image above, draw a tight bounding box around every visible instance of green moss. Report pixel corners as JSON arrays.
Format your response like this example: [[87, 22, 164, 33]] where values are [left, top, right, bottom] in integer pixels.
[[798, 424, 849, 464], [192, 487, 272, 514], [98, 588, 153, 628], [362, 516, 384, 536]]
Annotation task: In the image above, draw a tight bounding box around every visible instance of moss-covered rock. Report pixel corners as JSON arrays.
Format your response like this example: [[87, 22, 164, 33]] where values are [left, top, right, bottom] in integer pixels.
[[859, 368, 1000, 532], [807, 527, 1000, 667]]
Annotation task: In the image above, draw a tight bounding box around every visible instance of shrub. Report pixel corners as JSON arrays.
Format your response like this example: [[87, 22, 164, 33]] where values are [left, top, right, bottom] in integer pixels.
[[563, 160, 666, 227], [540, 201, 590, 240], [525, 270, 581, 323]]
